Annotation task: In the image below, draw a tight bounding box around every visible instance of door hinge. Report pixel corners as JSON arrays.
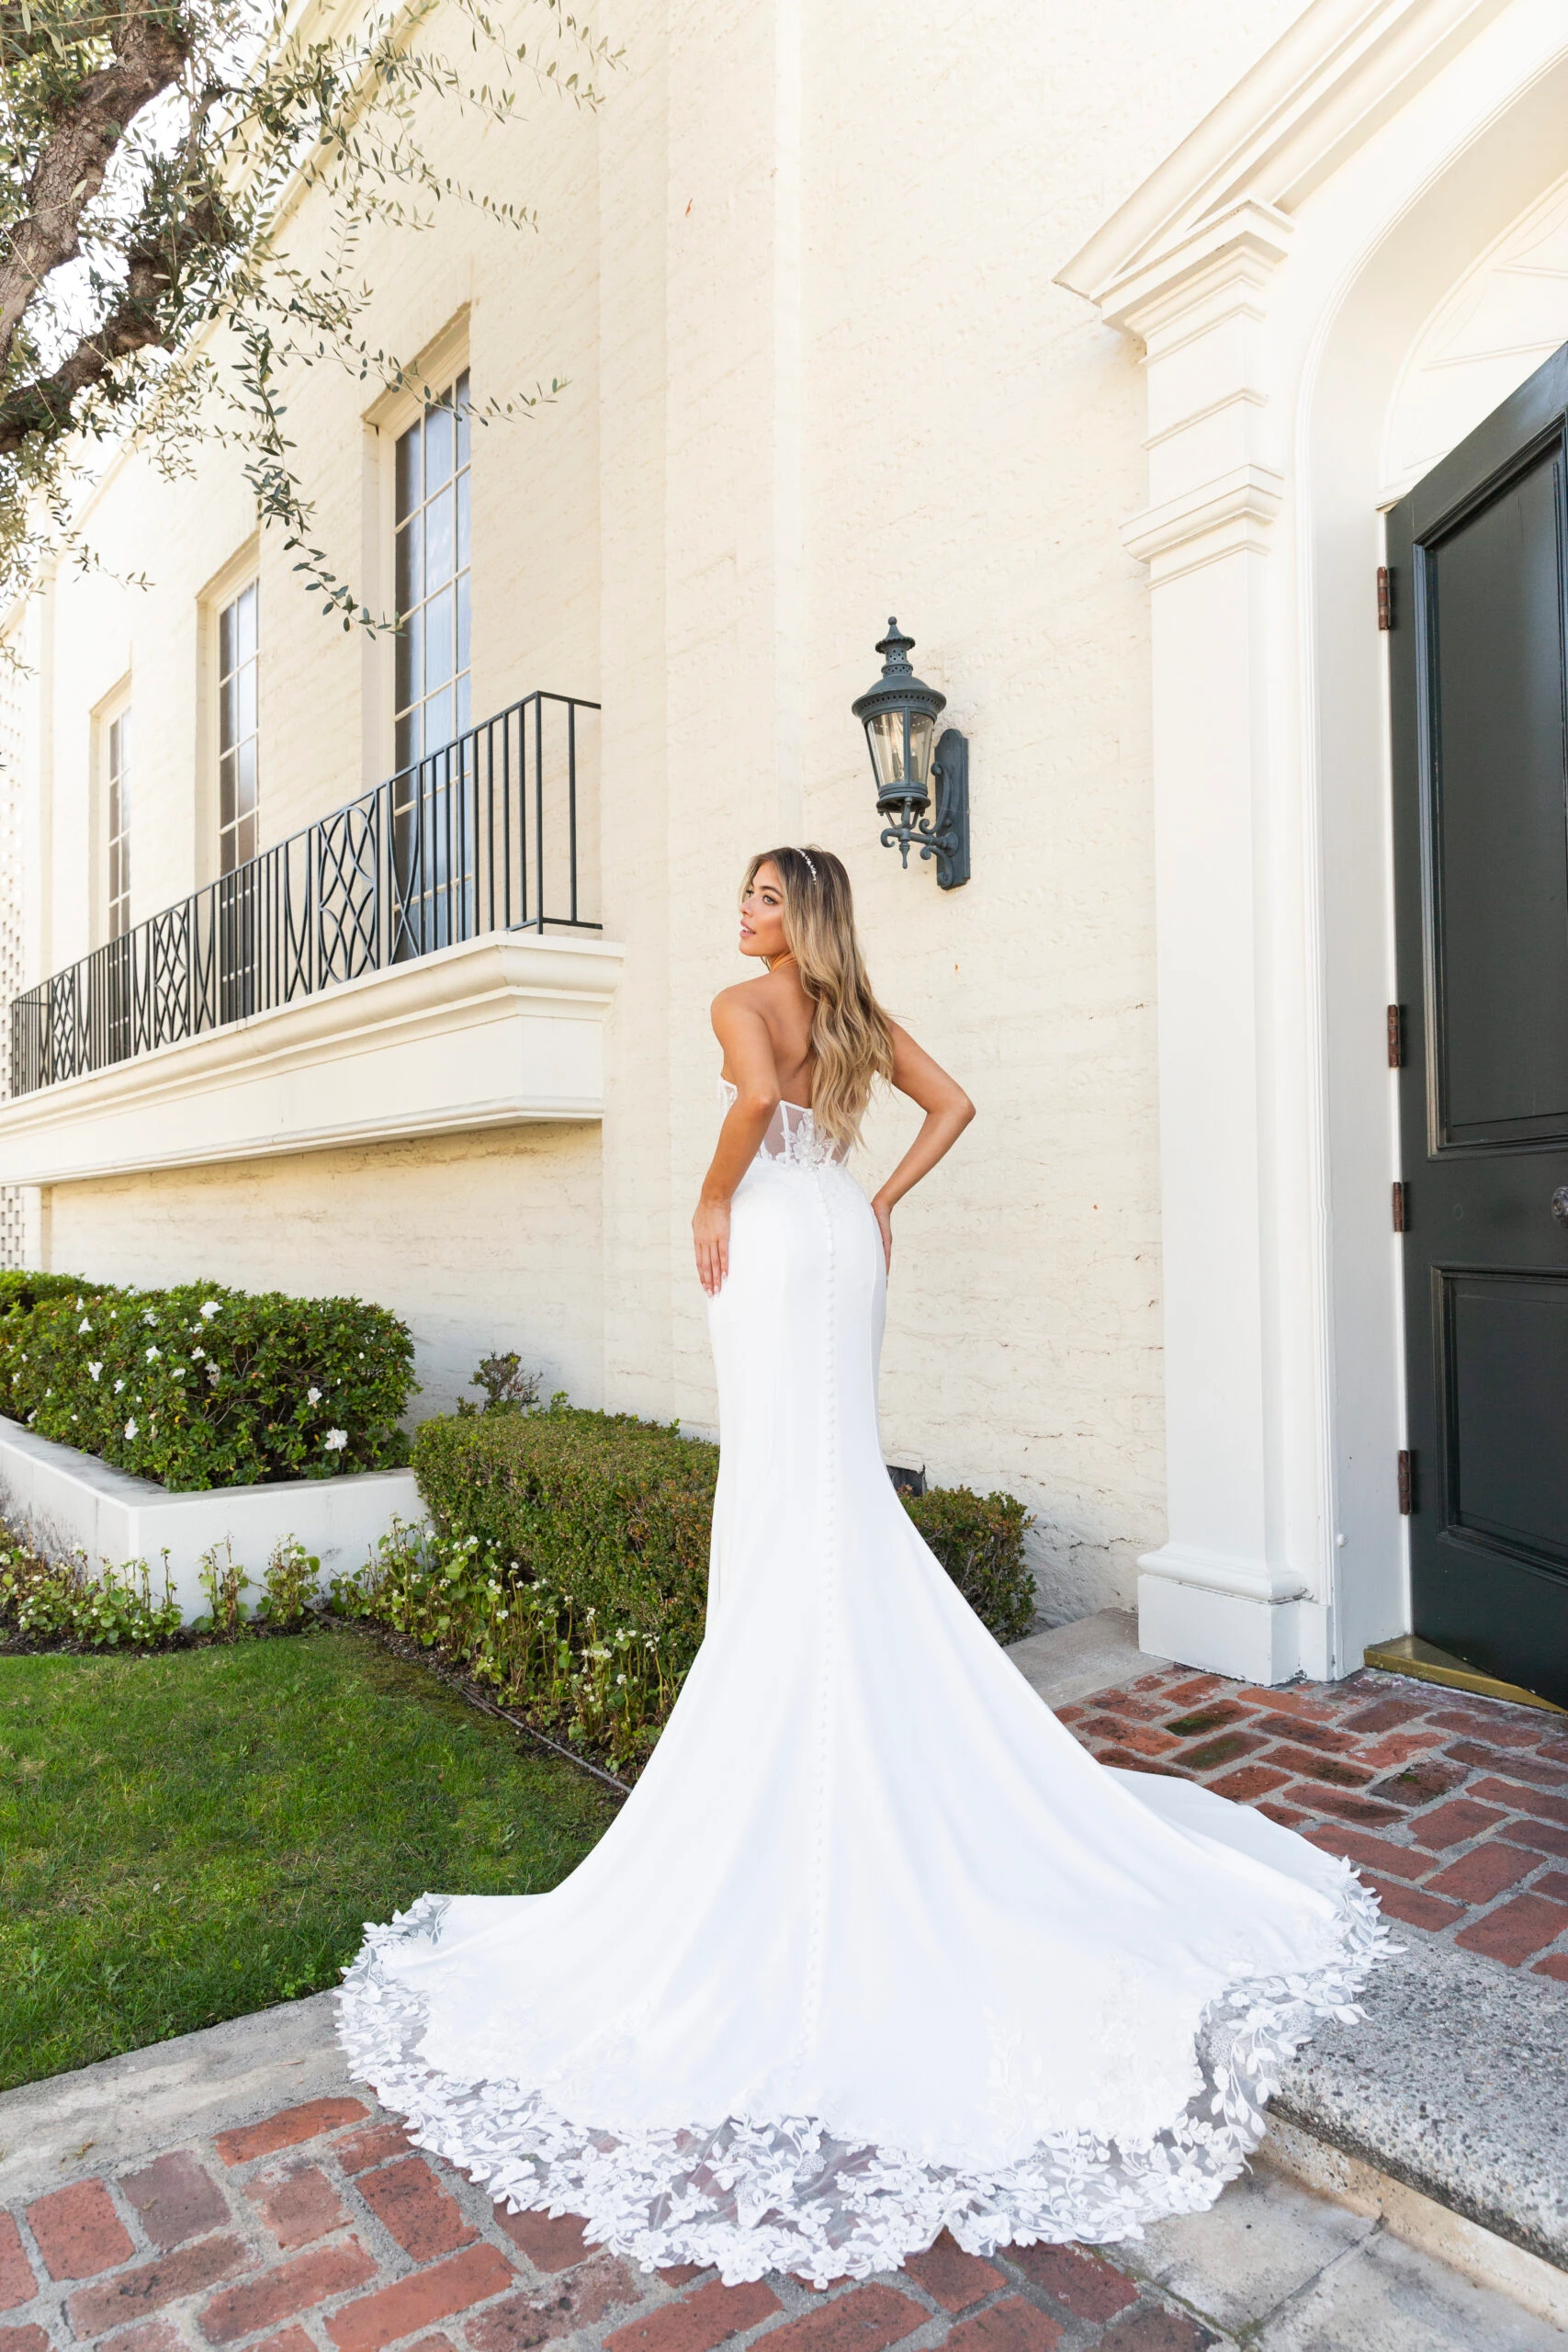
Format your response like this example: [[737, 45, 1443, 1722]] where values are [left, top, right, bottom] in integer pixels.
[[1387, 1004, 1404, 1068], [1393, 1181, 1408, 1232], [1397, 1449, 1415, 1515], [1377, 565, 1393, 629]]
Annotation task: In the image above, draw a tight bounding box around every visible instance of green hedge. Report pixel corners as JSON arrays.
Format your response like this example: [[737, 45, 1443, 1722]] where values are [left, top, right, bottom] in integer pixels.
[[0, 1276, 417, 1491], [412, 1405, 1036, 1668]]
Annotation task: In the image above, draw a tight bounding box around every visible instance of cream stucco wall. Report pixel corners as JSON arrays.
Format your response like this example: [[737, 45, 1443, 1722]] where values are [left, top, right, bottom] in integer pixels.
[[15, 0, 1341, 1624], [42, 1123, 604, 1420]]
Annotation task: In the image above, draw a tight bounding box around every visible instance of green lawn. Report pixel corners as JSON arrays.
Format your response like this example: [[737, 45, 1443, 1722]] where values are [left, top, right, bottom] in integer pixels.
[[0, 1627, 616, 2091]]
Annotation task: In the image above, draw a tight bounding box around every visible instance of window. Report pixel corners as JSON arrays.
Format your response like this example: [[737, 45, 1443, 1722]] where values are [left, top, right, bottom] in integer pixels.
[[218, 581, 259, 871], [107, 707, 131, 939], [394, 370, 470, 769]]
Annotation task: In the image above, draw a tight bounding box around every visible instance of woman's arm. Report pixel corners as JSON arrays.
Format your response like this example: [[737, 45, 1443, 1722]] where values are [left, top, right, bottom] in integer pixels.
[[870, 1021, 975, 1272], [693, 992, 781, 1295]]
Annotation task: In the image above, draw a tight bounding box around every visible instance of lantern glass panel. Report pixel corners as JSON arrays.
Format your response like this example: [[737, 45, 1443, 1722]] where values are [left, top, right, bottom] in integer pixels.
[[866, 707, 935, 796]]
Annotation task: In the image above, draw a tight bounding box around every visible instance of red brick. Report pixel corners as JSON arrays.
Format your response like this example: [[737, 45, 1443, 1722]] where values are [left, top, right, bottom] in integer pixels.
[[0, 2216, 35, 2314], [1158, 1676, 1227, 1707], [1098, 2310, 1218, 2351], [1456, 1894, 1568, 1965], [1341, 1698, 1432, 1734], [1533, 1953, 1568, 1982], [1159, 1702, 1253, 1737], [1428, 1708, 1545, 1747], [246, 2164, 349, 2251], [1358, 1733, 1446, 1770], [1257, 1801, 1309, 1827], [1425, 1844, 1540, 1903], [200, 2240, 378, 2344], [1091, 1747, 1192, 1780], [466, 2259, 641, 2351], [97, 2320, 187, 2352], [1468, 1779, 1568, 1827], [659, 2268, 705, 2289], [120, 2153, 230, 2251], [65, 2236, 254, 2335], [1443, 1742, 1568, 1789], [1302, 1824, 1432, 1883], [901, 2232, 1002, 2313], [1177, 1732, 1268, 1773], [944, 2299, 1063, 2352], [1078, 1715, 1179, 1754], [334, 2124, 416, 2177], [1260, 1745, 1371, 1789], [0, 2328, 51, 2352], [246, 2333, 319, 2352], [1356, 1875, 1466, 1930], [1504, 1818, 1568, 1861], [604, 2279, 781, 2352], [327, 2245, 516, 2352], [1408, 1799, 1508, 1849], [1530, 1869, 1568, 1904], [1006, 2243, 1138, 2320], [26, 2179, 135, 2281], [1204, 1764, 1293, 1802], [355, 2159, 474, 2263], [1251, 1715, 1359, 1754], [1237, 1688, 1334, 1720], [493, 2211, 592, 2275], [1288, 1785, 1406, 1830], [1539, 1738, 1568, 1767], [756, 2288, 929, 2352], [216, 2099, 369, 2166], [1364, 1758, 1464, 1806]]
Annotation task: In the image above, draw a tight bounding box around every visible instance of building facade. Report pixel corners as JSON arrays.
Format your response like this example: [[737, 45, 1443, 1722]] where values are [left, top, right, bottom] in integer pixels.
[[2, 0, 1566, 1692]]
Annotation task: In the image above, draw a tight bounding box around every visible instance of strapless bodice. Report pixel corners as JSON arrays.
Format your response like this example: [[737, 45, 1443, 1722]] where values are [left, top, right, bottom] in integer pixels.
[[718, 1077, 847, 1169]]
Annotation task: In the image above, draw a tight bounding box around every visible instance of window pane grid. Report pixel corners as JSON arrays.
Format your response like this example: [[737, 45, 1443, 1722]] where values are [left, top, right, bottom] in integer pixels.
[[394, 370, 471, 774], [218, 580, 260, 875], [107, 710, 130, 940]]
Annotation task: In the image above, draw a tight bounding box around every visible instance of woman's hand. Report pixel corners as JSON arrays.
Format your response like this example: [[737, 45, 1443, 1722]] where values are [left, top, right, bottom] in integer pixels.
[[694, 1194, 732, 1296], [872, 1193, 893, 1274]]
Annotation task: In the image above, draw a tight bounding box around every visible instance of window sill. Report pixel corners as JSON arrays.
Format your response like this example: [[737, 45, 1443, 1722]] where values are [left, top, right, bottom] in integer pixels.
[[0, 931, 625, 1184]]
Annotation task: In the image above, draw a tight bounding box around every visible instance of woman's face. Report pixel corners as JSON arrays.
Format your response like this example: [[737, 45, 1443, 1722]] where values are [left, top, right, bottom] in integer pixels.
[[739, 861, 789, 963]]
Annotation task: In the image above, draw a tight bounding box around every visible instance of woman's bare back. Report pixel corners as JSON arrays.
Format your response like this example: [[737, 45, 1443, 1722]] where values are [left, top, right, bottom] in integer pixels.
[[718, 965, 817, 1105]]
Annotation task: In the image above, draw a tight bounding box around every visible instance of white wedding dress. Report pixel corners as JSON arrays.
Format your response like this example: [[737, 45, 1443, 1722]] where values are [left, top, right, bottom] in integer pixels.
[[337, 1083, 1387, 2285]]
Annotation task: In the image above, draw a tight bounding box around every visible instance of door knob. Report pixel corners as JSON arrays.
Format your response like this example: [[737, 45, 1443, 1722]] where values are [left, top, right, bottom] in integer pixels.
[[1553, 1187, 1568, 1227]]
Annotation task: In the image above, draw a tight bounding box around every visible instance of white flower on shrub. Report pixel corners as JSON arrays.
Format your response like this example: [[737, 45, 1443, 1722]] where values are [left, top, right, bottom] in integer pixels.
[[307, 1386, 321, 1405], [142, 1309, 157, 1326], [77, 1317, 91, 1333], [113, 1378, 125, 1394], [323, 1429, 347, 1451], [124, 1418, 138, 1439], [145, 1345, 160, 1362], [200, 1300, 220, 1319], [172, 1366, 186, 1380], [87, 1362, 102, 1382], [191, 1348, 205, 1362]]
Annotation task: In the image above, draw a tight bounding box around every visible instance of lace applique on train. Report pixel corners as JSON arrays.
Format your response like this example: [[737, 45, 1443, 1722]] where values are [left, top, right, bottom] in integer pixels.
[[718, 1077, 844, 1171]]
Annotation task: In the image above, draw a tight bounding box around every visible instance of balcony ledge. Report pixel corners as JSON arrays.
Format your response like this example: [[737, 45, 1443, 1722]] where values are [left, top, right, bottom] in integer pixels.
[[0, 930, 626, 1185]]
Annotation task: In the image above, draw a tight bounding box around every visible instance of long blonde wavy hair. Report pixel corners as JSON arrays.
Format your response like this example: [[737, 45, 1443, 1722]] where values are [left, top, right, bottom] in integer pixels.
[[743, 846, 894, 1150]]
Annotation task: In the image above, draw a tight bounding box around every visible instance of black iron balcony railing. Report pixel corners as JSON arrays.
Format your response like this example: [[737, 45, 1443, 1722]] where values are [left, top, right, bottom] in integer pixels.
[[9, 691, 601, 1096]]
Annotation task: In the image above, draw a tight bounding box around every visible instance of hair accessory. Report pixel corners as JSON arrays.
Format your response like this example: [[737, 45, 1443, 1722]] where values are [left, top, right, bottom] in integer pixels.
[[799, 849, 818, 878]]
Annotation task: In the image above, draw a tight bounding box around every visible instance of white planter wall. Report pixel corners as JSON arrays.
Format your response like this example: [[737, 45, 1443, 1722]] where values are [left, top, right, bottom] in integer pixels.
[[0, 1414, 422, 1623]]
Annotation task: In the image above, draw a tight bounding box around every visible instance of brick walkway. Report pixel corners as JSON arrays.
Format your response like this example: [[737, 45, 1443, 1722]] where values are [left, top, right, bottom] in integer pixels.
[[1056, 1663, 1568, 1975], [0, 2092, 1223, 2352]]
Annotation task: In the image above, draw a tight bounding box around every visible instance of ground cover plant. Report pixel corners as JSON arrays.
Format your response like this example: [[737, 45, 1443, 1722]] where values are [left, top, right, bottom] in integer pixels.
[[0, 1275, 415, 1488], [326, 1395, 1037, 1779], [0, 1631, 615, 2091]]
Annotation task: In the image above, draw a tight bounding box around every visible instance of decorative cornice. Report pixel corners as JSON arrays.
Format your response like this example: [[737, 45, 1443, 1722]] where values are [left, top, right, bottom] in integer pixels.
[[1058, 0, 1512, 327]]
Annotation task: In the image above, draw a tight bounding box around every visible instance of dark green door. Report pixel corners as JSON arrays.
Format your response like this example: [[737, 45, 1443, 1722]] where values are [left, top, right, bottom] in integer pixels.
[[1388, 340, 1568, 1708]]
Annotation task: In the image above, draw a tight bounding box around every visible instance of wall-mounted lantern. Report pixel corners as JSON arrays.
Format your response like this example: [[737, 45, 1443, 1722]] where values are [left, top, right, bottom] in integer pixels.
[[852, 618, 970, 889]]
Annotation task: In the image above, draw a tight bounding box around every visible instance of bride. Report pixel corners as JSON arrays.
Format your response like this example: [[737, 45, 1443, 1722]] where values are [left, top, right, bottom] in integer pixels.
[[338, 845, 1386, 2286]]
